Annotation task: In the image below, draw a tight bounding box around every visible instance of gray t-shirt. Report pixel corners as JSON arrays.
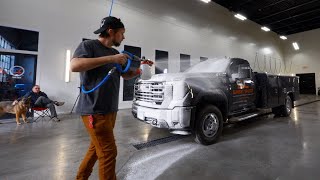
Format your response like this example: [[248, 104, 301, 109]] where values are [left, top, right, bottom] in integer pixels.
[[72, 39, 120, 115]]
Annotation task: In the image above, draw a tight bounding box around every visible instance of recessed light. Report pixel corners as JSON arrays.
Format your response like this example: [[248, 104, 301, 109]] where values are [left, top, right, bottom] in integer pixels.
[[292, 42, 300, 50], [261, 26, 270, 32], [234, 14, 247, 21], [280, 36, 287, 40], [200, 0, 211, 3]]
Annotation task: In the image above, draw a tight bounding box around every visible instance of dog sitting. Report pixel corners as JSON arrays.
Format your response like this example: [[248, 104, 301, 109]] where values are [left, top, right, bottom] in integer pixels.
[[0, 97, 31, 125]]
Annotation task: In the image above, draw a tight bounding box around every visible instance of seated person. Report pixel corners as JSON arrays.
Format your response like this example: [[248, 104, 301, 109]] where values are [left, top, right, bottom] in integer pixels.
[[13, 85, 64, 121]]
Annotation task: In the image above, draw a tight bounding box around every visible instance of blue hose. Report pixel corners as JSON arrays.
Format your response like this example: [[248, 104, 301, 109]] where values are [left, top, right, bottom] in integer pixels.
[[81, 54, 132, 94], [82, 0, 130, 94], [115, 58, 131, 73], [109, 0, 114, 16], [81, 68, 114, 94]]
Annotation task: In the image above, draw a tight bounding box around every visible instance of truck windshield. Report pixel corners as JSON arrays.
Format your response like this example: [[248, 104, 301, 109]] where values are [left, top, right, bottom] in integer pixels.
[[185, 59, 230, 73]]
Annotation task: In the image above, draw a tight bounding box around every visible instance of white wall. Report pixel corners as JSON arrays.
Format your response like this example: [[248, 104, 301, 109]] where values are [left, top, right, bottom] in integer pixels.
[[0, 0, 287, 113], [284, 28, 320, 91]]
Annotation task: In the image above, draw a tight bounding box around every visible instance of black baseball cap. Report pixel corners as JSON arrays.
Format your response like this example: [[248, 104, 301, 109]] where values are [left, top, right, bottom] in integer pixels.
[[94, 16, 125, 34]]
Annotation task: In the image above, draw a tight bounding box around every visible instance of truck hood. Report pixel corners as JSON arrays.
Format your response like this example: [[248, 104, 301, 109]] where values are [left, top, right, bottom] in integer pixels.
[[142, 72, 225, 82]]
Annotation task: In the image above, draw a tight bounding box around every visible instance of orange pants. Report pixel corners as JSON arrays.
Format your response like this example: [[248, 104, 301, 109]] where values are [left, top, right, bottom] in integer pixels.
[[76, 113, 117, 180]]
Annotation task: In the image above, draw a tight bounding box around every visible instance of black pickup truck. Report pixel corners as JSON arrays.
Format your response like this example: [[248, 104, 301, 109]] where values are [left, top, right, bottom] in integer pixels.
[[132, 58, 299, 145]]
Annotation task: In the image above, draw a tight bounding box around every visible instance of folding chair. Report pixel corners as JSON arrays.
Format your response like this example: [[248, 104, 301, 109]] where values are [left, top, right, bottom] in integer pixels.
[[31, 107, 52, 122]]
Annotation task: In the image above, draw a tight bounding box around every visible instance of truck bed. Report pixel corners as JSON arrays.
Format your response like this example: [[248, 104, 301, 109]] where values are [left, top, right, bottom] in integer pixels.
[[255, 73, 299, 108]]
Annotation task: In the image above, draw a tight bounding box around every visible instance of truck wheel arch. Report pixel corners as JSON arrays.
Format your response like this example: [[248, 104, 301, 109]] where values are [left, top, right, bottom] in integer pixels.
[[190, 90, 228, 130], [287, 92, 295, 107]]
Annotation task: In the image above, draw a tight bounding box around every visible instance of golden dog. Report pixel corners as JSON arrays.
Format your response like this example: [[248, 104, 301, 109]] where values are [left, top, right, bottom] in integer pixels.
[[0, 97, 31, 125]]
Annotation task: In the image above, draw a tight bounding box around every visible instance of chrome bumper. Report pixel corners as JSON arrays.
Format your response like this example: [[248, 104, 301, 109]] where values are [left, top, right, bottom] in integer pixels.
[[132, 103, 194, 129]]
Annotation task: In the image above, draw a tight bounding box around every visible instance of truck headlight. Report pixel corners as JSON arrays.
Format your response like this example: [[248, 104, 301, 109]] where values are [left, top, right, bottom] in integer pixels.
[[172, 81, 188, 100]]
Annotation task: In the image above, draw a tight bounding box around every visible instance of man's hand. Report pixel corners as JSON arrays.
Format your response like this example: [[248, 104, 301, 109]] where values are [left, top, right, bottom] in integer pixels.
[[113, 54, 129, 65]]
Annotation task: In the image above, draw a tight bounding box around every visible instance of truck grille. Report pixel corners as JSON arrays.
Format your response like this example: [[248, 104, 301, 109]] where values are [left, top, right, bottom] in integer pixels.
[[134, 82, 164, 103]]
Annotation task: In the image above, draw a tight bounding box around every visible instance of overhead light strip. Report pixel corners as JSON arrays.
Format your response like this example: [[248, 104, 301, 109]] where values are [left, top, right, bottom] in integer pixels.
[[199, 2, 300, 52], [200, 0, 211, 3], [234, 14, 247, 21], [280, 36, 287, 40], [261, 26, 270, 32], [292, 42, 300, 50]]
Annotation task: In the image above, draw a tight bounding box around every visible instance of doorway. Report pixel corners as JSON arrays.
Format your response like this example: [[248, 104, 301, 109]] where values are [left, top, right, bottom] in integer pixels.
[[296, 73, 316, 94]]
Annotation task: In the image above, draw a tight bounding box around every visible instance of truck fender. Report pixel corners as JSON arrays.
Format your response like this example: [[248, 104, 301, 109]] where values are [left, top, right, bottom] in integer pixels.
[[190, 89, 228, 130]]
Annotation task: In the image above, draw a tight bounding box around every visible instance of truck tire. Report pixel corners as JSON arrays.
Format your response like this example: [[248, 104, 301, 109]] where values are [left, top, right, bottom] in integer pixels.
[[272, 95, 292, 117], [194, 105, 223, 145], [272, 107, 282, 116], [281, 95, 293, 117]]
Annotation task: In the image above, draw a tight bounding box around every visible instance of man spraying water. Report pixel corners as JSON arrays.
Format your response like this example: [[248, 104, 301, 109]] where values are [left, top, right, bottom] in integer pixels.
[[71, 16, 152, 179]]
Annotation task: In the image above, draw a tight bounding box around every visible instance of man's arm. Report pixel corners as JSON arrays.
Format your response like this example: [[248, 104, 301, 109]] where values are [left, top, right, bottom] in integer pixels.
[[70, 54, 129, 72], [71, 56, 115, 72], [17, 91, 31, 101], [13, 91, 31, 105]]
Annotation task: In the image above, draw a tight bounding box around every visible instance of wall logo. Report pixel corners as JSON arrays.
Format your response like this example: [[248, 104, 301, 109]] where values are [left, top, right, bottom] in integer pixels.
[[10, 66, 25, 79]]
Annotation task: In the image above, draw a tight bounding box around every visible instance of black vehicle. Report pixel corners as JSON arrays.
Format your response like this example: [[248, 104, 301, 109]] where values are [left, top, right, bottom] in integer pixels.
[[132, 58, 299, 145]]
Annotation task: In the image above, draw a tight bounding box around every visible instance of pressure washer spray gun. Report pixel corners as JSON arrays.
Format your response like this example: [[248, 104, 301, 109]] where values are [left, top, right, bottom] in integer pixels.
[[118, 51, 142, 73], [81, 51, 153, 94], [139, 56, 153, 80]]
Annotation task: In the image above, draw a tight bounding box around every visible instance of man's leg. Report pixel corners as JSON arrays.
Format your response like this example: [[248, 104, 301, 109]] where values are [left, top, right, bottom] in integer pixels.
[[45, 103, 58, 118], [33, 96, 57, 118], [79, 113, 118, 180], [34, 96, 53, 107], [76, 142, 98, 180]]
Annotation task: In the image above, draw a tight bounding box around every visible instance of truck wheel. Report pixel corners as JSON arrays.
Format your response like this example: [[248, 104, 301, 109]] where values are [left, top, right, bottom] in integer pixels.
[[281, 95, 292, 117], [194, 105, 223, 145], [272, 107, 282, 116]]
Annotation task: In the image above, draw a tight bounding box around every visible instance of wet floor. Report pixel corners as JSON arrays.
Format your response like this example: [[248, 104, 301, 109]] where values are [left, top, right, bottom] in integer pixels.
[[1, 95, 320, 180]]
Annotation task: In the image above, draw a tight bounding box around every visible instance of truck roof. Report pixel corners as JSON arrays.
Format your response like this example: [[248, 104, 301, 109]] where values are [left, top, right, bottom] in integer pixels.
[[186, 58, 249, 73]]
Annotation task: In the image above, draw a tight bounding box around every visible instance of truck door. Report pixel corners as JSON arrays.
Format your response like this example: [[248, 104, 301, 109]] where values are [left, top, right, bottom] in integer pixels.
[[229, 63, 256, 113]]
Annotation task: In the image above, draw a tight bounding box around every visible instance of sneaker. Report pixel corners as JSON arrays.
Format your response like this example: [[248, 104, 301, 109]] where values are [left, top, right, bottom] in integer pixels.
[[54, 101, 65, 106]]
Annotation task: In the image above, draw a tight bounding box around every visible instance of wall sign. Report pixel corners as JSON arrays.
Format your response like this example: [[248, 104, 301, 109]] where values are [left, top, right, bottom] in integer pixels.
[[10, 65, 25, 79]]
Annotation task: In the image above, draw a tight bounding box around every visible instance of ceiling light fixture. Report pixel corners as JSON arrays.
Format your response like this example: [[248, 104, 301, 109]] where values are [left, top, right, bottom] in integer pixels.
[[280, 36, 287, 40], [200, 0, 211, 3], [293, 42, 300, 50], [261, 26, 270, 32], [234, 14, 247, 21]]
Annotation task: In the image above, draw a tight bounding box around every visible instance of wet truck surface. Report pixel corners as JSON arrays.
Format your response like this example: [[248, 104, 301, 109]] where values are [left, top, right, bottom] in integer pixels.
[[132, 58, 299, 145]]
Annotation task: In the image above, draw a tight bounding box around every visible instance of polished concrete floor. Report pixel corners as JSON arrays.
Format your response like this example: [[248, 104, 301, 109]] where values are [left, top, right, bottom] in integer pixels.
[[1, 95, 320, 180]]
